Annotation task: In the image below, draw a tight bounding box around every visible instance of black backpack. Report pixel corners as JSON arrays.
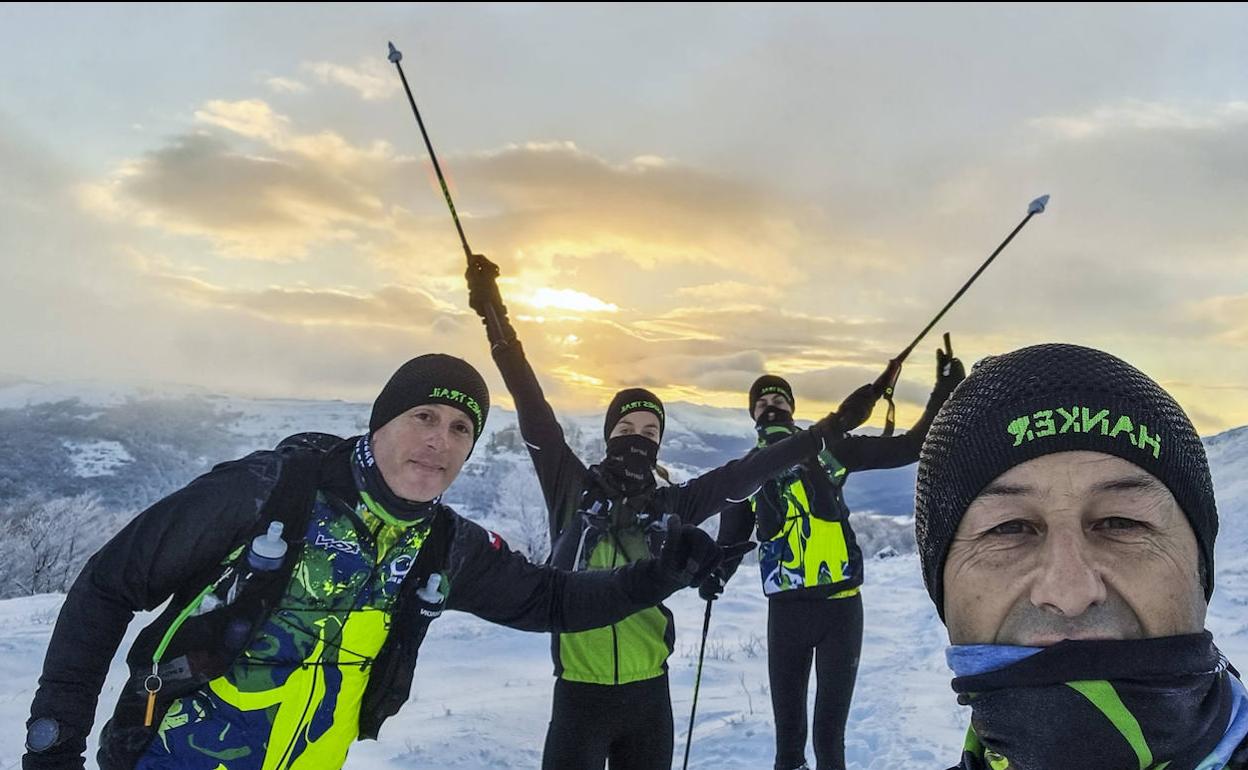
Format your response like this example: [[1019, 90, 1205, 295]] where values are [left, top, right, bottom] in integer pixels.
[[98, 434, 453, 768]]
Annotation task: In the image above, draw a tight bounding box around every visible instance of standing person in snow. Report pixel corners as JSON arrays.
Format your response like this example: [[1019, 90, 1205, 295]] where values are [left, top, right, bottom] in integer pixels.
[[915, 344, 1248, 770], [465, 254, 873, 770], [22, 354, 730, 770], [704, 350, 965, 770]]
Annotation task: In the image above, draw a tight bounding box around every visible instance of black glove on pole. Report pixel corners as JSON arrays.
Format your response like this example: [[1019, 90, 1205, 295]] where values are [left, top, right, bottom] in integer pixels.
[[465, 253, 517, 347]]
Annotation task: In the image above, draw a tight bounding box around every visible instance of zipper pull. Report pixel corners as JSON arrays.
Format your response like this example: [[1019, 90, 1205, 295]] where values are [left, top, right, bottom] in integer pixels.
[[143, 664, 163, 727]]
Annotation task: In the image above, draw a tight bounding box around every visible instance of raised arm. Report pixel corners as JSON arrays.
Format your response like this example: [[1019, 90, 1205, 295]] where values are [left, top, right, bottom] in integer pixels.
[[836, 347, 965, 471], [466, 253, 587, 536]]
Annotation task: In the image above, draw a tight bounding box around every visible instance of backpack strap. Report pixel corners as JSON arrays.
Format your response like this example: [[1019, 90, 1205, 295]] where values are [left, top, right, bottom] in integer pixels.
[[358, 505, 455, 739]]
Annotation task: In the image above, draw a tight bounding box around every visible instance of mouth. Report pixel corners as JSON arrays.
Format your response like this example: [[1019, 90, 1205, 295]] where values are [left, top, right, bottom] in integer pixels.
[[407, 458, 446, 473], [1019, 632, 1126, 647]]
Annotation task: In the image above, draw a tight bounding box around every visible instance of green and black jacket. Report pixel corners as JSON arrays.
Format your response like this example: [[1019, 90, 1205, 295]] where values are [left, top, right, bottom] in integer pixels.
[[491, 340, 821, 685]]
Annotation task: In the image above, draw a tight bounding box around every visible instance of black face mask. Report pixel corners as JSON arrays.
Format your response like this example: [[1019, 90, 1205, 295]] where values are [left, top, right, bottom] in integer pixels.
[[949, 633, 1243, 770], [755, 404, 794, 427], [600, 434, 659, 496], [754, 406, 797, 448]]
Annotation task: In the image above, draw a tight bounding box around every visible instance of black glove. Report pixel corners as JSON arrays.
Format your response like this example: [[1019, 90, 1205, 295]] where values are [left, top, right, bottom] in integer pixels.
[[465, 253, 503, 316], [464, 254, 516, 345], [836, 382, 878, 431], [22, 752, 83, 770], [933, 346, 966, 403], [659, 524, 755, 589], [811, 382, 878, 443], [698, 567, 728, 602]]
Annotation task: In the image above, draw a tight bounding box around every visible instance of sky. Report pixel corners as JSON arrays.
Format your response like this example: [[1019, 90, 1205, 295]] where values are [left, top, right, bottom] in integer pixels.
[[2, 3, 1247, 432]]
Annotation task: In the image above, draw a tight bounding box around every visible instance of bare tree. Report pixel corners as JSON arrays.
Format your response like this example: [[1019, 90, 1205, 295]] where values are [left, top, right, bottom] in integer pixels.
[[1, 492, 105, 597], [495, 465, 550, 562]]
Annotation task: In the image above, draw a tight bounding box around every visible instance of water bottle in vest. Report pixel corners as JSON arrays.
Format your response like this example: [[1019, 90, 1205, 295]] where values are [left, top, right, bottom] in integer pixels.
[[221, 522, 289, 650], [191, 521, 289, 618], [415, 573, 445, 620], [247, 521, 288, 570]]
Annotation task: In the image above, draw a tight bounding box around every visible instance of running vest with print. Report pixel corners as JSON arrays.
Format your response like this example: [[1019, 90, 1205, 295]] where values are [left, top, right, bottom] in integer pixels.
[[135, 491, 430, 770], [548, 477, 673, 686], [753, 422, 864, 600]]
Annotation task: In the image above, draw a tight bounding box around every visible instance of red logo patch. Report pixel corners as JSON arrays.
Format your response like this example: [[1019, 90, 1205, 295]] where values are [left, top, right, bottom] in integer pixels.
[[486, 531, 505, 551]]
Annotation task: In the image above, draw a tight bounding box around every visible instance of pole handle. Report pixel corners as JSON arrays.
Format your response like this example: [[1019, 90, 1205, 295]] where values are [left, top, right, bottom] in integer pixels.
[[872, 358, 903, 399]]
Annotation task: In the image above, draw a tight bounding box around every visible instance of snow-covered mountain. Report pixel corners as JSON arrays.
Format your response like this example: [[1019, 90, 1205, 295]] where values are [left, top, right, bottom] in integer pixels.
[[0, 379, 921, 593]]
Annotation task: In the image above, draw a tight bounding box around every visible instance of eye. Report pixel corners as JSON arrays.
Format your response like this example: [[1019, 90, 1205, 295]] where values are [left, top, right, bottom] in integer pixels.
[[413, 411, 433, 422], [1093, 517, 1146, 532], [453, 422, 472, 436], [984, 519, 1038, 537]]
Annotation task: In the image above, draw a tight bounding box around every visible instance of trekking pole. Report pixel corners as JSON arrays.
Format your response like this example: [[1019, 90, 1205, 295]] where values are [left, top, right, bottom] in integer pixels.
[[682, 599, 714, 770], [871, 194, 1050, 434], [387, 41, 507, 341]]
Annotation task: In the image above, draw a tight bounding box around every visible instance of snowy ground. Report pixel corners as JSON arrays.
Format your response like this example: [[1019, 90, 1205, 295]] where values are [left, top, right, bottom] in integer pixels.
[[3, 548, 1246, 770], [0, 559, 962, 770]]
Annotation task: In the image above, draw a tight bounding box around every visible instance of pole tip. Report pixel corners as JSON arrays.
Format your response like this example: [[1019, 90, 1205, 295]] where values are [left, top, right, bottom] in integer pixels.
[[387, 42, 402, 63], [1028, 194, 1050, 214]]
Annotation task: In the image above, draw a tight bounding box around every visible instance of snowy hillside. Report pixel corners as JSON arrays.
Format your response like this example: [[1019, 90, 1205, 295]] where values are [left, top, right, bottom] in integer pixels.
[[0, 378, 919, 517], [0, 417, 1244, 768]]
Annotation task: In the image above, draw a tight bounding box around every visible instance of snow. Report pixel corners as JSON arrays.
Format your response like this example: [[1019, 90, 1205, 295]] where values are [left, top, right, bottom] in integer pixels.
[[62, 439, 134, 478], [0, 428, 1244, 769]]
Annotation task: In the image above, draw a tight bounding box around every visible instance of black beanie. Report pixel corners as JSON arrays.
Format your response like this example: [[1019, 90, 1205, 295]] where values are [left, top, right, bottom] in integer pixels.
[[749, 375, 795, 415], [915, 344, 1217, 621], [604, 388, 665, 443], [370, 354, 490, 441]]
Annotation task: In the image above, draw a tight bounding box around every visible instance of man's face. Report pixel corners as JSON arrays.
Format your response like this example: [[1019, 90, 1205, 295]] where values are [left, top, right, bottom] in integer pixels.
[[752, 393, 793, 421], [943, 451, 1205, 646], [609, 412, 662, 445], [371, 403, 474, 502]]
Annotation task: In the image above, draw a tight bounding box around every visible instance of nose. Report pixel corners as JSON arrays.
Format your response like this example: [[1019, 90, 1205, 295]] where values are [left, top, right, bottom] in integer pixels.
[[424, 425, 449, 453], [1029, 529, 1107, 619]]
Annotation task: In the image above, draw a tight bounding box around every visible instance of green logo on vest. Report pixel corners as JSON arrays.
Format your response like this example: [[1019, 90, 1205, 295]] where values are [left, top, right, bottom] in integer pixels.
[[429, 387, 483, 430], [1006, 406, 1161, 459]]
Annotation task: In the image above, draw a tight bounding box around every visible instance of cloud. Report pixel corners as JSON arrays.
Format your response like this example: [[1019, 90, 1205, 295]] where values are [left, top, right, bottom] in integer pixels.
[[194, 99, 291, 144], [35, 76, 1248, 433], [78, 133, 385, 260], [264, 76, 309, 95], [1030, 99, 1248, 141], [1189, 293, 1248, 346], [77, 105, 822, 285], [146, 274, 464, 331], [676, 281, 782, 302], [302, 59, 400, 101], [75, 97, 406, 261]]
